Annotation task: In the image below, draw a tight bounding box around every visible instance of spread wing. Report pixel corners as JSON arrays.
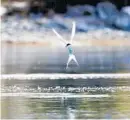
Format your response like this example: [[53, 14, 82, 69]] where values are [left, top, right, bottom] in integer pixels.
[[52, 28, 67, 44], [70, 21, 76, 44]]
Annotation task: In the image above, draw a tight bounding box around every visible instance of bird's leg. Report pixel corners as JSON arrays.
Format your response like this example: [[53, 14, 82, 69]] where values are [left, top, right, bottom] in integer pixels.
[[72, 55, 79, 67], [66, 55, 73, 69]]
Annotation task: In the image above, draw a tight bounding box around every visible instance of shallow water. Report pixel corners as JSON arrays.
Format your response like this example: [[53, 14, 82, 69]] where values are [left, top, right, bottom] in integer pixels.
[[1, 77, 130, 119]]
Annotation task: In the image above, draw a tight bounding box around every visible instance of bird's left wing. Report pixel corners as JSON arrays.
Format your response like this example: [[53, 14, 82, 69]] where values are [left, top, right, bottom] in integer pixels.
[[52, 28, 67, 44]]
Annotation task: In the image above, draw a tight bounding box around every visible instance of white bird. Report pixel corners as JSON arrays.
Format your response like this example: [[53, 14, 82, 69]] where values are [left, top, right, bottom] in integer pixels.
[[52, 21, 79, 69]]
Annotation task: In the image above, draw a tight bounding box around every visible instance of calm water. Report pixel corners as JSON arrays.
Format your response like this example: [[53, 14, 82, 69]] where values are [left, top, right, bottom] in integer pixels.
[[1, 44, 130, 73], [1, 44, 130, 119]]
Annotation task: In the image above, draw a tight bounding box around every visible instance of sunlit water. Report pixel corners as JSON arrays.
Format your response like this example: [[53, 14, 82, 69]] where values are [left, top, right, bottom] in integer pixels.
[[1, 92, 130, 119], [2, 78, 130, 119], [1, 44, 130, 119]]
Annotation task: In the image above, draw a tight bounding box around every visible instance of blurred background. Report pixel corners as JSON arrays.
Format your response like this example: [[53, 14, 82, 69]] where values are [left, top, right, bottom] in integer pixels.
[[1, 0, 130, 31]]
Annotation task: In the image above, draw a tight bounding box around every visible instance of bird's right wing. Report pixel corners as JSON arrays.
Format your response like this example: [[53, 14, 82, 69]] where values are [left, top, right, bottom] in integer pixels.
[[70, 21, 76, 44], [52, 28, 67, 44]]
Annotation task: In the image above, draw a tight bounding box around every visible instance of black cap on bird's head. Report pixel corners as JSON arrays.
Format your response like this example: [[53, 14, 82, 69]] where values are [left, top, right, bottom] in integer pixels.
[[66, 43, 71, 47]]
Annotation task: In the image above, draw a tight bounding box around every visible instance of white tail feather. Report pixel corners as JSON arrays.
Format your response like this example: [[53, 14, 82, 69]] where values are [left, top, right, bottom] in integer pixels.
[[52, 28, 67, 44], [70, 21, 76, 44]]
